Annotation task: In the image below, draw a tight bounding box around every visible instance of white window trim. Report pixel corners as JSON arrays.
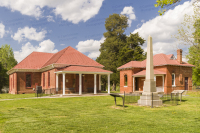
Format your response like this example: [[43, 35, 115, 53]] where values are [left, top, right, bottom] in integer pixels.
[[124, 75, 128, 87], [172, 73, 176, 87]]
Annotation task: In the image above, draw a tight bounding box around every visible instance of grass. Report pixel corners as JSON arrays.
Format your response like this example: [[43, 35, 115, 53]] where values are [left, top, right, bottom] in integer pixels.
[[0, 93, 35, 99], [187, 90, 200, 97], [0, 92, 200, 133]]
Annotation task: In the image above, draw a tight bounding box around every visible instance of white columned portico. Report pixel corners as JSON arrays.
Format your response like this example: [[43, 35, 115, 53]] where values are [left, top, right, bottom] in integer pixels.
[[108, 74, 110, 94], [94, 74, 97, 94], [62, 73, 65, 95], [133, 76, 135, 92], [162, 75, 164, 92], [56, 73, 58, 91], [99, 75, 101, 91], [79, 73, 82, 95]]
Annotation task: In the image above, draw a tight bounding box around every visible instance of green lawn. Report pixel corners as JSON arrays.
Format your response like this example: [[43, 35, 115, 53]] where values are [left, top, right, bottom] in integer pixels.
[[0, 92, 200, 133], [0, 93, 35, 99]]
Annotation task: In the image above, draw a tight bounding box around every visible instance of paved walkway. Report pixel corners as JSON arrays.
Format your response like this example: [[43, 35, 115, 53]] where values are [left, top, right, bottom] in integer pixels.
[[0, 93, 110, 101]]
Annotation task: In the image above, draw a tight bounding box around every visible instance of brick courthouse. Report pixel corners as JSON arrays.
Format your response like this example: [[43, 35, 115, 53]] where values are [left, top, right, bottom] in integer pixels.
[[118, 49, 194, 94], [7, 46, 112, 94]]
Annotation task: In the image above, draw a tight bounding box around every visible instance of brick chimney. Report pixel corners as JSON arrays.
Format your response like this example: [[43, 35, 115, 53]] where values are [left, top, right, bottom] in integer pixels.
[[177, 49, 182, 64]]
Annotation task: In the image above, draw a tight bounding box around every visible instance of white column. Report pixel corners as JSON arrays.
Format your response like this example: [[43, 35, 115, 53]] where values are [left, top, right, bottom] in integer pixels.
[[94, 74, 97, 94], [108, 74, 110, 94], [56, 73, 58, 91], [62, 73, 65, 95], [133, 76, 135, 92], [99, 75, 101, 91], [154, 76, 156, 81], [79, 73, 82, 95], [162, 75, 164, 92]]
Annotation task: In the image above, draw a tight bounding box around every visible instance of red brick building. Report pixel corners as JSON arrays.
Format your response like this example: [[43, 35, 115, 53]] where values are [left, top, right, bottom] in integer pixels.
[[7, 46, 112, 94], [118, 49, 194, 94]]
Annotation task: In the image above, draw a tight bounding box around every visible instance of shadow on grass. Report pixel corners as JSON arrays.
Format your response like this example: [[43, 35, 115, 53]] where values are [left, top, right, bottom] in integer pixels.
[[113, 104, 129, 108]]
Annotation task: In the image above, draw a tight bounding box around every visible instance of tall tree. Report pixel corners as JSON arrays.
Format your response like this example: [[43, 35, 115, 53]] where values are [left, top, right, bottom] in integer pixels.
[[154, 0, 199, 15], [96, 14, 146, 91], [172, 3, 200, 86], [0, 44, 17, 92], [0, 62, 7, 93], [0, 44, 18, 71]]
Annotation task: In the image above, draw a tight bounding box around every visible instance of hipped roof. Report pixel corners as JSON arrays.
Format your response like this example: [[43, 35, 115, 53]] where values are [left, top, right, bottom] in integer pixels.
[[8, 46, 112, 74], [13, 46, 103, 69], [118, 53, 194, 70]]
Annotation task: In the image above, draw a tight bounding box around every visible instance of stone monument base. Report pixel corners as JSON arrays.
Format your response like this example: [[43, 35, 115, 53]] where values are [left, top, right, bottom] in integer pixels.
[[138, 92, 162, 107]]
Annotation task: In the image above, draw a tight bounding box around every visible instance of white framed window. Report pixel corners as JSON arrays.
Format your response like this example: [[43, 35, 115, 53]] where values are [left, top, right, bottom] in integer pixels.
[[172, 73, 175, 86], [124, 75, 128, 87]]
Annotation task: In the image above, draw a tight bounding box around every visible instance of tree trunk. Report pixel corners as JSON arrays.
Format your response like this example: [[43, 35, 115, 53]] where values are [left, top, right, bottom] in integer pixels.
[[112, 81, 116, 91]]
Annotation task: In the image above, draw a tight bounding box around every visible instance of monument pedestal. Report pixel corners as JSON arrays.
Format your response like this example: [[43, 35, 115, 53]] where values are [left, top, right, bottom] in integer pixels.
[[138, 80, 162, 107], [138, 92, 162, 107]]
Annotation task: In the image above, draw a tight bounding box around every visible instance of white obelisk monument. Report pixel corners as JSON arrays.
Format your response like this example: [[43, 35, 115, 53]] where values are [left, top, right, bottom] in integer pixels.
[[138, 35, 162, 107]]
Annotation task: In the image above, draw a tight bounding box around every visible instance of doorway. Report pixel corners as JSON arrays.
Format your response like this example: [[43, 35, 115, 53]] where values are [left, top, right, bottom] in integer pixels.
[[185, 77, 188, 90]]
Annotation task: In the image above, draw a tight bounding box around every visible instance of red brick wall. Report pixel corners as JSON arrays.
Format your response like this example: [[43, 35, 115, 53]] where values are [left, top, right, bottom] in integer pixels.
[[11, 72, 41, 94], [165, 66, 192, 93], [119, 65, 193, 94], [120, 69, 133, 93], [156, 76, 163, 87], [41, 69, 56, 89], [9, 73, 17, 94], [137, 77, 145, 91]]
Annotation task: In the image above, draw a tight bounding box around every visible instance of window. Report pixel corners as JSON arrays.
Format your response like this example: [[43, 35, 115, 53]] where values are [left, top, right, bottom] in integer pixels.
[[48, 72, 50, 87], [26, 74, 32, 88], [172, 73, 175, 86], [124, 75, 128, 86], [43, 73, 45, 87]]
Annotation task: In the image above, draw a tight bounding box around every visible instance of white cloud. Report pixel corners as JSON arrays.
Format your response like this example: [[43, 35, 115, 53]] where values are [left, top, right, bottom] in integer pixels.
[[0, 23, 5, 38], [46, 15, 55, 22], [141, 19, 145, 23], [121, 6, 136, 27], [60, 44, 65, 46], [133, 1, 194, 57], [12, 26, 47, 43], [76, 37, 105, 59], [0, 0, 104, 24], [14, 39, 58, 62]]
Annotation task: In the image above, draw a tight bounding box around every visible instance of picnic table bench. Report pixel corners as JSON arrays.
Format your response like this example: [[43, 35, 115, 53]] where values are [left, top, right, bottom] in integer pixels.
[[110, 93, 125, 107], [171, 90, 185, 102]]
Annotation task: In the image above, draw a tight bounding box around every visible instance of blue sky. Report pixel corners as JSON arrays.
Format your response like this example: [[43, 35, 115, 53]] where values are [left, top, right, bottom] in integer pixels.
[[0, 0, 194, 63]]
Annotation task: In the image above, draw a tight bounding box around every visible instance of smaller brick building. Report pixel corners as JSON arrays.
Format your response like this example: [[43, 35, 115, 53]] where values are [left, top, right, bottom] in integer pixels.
[[118, 49, 194, 94], [7, 46, 112, 94]]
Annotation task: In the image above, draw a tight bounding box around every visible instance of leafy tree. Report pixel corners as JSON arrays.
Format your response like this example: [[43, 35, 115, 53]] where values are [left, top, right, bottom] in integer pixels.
[[154, 0, 182, 15], [0, 44, 17, 92], [173, 3, 200, 86], [0, 44, 18, 71], [186, 44, 200, 86], [0, 62, 8, 93], [118, 33, 146, 66], [154, 0, 199, 15], [96, 14, 146, 91]]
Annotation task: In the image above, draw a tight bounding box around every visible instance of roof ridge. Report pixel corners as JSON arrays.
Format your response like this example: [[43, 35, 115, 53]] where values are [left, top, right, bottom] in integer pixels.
[[40, 53, 55, 68], [55, 46, 70, 64], [42, 46, 70, 68], [68, 47, 104, 67]]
